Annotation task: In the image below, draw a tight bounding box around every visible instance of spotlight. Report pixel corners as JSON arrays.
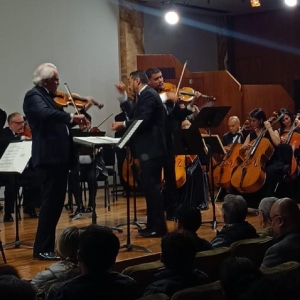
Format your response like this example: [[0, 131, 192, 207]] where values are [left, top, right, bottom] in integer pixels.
[[285, 0, 298, 7], [164, 11, 179, 25], [250, 0, 261, 7]]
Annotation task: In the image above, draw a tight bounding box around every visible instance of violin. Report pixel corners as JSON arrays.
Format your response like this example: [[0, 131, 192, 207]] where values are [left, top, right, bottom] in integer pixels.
[[178, 87, 216, 103], [54, 90, 104, 110]]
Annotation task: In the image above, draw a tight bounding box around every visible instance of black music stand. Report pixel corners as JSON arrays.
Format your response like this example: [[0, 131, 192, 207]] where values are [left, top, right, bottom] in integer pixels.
[[116, 120, 151, 253], [1, 141, 34, 249], [191, 106, 231, 229]]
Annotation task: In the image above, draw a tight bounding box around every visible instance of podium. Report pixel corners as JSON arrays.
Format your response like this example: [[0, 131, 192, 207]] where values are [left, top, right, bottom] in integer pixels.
[[191, 106, 231, 229]]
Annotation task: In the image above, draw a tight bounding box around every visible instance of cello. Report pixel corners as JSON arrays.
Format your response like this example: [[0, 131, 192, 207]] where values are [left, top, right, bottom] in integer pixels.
[[213, 133, 242, 189], [230, 113, 283, 193]]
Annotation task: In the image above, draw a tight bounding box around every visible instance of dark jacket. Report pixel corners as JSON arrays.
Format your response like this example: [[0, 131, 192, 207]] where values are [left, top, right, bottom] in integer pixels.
[[121, 86, 167, 161], [23, 86, 74, 167], [210, 221, 259, 248], [0, 127, 21, 158], [143, 268, 210, 298], [222, 131, 245, 146]]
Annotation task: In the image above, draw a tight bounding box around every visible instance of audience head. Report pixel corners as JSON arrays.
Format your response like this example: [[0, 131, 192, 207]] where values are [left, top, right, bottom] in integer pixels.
[[249, 108, 266, 129], [32, 63, 59, 93], [258, 197, 278, 228], [228, 116, 240, 134], [0, 264, 20, 278], [55, 226, 82, 262], [7, 112, 24, 135], [161, 232, 198, 271], [222, 194, 248, 224], [0, 275, 37, 300], [269, 197, 300, 237], [174, 203, 202, 233], [77, 225, 120, 274], [219, 257, 262, 300]]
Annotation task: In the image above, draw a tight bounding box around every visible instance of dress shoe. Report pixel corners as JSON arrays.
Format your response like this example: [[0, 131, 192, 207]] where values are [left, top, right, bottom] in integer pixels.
[[74, 204, 85, 214], [85, 206, 93, 213], [33, 252, 60, 261], [139, 230, 167, 238], [3, 214, 14, 222], [23, 208, 39, 218], [138, 227, 151, 233]]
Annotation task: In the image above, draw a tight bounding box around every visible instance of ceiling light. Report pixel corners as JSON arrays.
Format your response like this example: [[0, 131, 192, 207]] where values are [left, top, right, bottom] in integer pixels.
[[285, 0, 298, 7], [250, 0, 261, 7], [164, 11, 179, 25]]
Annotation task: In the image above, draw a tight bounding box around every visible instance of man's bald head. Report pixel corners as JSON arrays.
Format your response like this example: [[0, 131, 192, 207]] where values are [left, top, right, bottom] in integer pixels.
[[270, 198, 300, 236], [228, 116, 240, 134]]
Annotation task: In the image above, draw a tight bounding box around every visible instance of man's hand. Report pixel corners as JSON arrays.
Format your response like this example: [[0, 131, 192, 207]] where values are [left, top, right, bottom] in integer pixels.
[[192, 105, 200, 117], [73, 114, 87, 125], [115, 81, 126, 95], [111, 122, 124, 131]]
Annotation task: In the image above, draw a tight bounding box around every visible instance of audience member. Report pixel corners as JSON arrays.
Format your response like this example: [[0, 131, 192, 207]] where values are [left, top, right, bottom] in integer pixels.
[[174, 203, 212, 251], [219, 257, 262, 300], [143, 232, 210, 298], [0, 275, 37, 300], [31, 226, 82, 295], [210, 194, 258, 248], [0, 264, 20, 278], [261, 197, 300, 268], [46, 225, 139, 300], [257, 197, 278, 237]]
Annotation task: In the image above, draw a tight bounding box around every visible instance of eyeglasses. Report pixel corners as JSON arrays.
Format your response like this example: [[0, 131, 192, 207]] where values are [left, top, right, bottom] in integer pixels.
[[267, 214, 280, 224]]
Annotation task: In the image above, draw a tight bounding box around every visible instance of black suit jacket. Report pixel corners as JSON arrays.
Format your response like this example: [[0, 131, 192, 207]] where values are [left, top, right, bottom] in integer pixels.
[[23, 86, 74, 168], [121, 86, 167, 161], [222, 131, 244, 146], [0, 127, 21, 158]]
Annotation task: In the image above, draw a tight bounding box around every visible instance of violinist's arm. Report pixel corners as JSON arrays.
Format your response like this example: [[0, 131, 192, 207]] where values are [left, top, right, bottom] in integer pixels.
[[264, 121, 281, 146]]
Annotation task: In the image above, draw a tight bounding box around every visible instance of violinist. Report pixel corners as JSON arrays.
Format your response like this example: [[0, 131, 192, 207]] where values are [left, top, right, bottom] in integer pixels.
[[238, 108, 285, 204], [0, 112, 40, 221], [23, 63, 87, 261], [146, 67, 202, 220]]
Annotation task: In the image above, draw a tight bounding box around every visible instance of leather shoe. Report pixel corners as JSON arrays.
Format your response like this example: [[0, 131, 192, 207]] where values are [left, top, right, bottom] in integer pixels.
[[85, 206, 93, 213], [3, 214, 14, 222], [139, 230, 167, 238], [138, 227, 151, 233], [23, 208, 38, 218], [74, 204, 85, 214], [33, 252, 60, 261]]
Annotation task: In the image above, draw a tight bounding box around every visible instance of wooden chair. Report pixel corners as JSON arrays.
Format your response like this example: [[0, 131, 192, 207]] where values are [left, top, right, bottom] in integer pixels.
[[194, 247, 231, 281], [171, 280, 225, 300], [229, 236, 274, 267], [261, 261, 300, 279]]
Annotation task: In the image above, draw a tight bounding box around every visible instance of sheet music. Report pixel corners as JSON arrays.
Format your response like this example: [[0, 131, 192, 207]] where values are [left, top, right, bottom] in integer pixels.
[[0, 141, 32, 174], [117, 120, 143, 149], [73, 136, 121, 146]]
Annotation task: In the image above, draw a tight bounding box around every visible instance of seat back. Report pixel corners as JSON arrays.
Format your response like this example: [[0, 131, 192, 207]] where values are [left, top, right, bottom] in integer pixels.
[[171, 280, 225, 300], [261, 261, 300, 279], [230, 236, 274, 267], [194, 247, 231, 281], [102, 145, 116, 167]]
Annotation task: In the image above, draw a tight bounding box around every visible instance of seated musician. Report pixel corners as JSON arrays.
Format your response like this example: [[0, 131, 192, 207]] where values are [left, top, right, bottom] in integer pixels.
[[0, 112, 40, 221], [277, 108, 300, 141], [238, 108, 285, 204], [68, 112, 107, 215], [222, 116, 245, 150]]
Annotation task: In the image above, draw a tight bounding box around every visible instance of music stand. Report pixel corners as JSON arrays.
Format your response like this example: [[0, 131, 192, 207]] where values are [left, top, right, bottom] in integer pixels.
[[116, 120, 151, 253], [73, 135, 122, 233], [0, 141, 34, 249], [191, 106, 231, 229]]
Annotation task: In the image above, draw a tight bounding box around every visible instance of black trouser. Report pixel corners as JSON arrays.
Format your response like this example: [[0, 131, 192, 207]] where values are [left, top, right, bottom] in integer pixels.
[[33, 164, 69, 253]]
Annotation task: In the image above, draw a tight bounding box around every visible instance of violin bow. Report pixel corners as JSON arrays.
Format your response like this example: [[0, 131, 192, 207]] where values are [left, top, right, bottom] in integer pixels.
[[96, 113, 114, 129], [175, 60, 188, 95], [64, 83, 80, 115]]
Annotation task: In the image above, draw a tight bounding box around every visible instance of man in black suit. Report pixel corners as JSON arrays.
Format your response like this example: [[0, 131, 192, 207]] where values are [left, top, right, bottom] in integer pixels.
[[112, 70, 167, 237], [222, 116, 245, 147], [0, 112, 39, 221], [23, 63, 86, 260]]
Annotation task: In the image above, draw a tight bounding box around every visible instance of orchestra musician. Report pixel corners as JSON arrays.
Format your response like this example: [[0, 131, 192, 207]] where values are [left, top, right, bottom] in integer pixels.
[[237, 108, 286, 206], [112, 70, 167, 238], [0, 112, 40, 221], [23, 63, 87, 260], [145, 67, 201, 220], [222, 116, 246, 149]]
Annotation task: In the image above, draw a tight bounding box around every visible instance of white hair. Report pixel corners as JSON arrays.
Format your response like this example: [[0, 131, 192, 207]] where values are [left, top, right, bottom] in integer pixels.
[[32, 63, 57, 86]]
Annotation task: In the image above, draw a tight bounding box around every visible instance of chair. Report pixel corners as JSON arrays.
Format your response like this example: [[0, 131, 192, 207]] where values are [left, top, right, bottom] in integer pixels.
[[229, 236, 274, 267], [194, 247, 231, 281], [261, 261, 300, 279], [102, 145, 118, 203], [171, 280, 225, 300]]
